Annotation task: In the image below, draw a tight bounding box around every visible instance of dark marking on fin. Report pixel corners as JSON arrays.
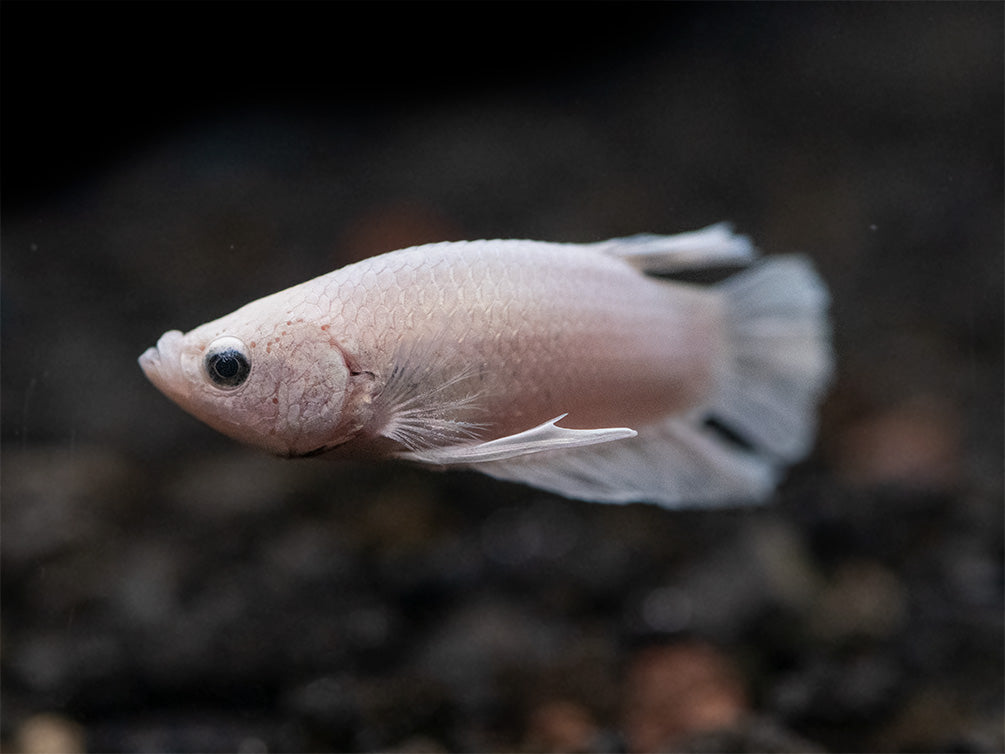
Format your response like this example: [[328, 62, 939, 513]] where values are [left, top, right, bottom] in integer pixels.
[[702, 414, 757, 453]]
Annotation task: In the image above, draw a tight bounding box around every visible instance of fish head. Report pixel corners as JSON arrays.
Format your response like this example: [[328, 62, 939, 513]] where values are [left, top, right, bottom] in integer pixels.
[[139, 313, 360, 457]]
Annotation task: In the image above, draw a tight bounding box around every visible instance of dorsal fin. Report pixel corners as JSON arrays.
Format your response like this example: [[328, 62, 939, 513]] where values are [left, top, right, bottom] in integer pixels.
[[594, 223, 757, 274]]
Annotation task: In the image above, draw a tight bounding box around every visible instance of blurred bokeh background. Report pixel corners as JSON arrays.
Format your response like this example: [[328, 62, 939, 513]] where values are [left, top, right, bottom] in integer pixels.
[[2, 3, 1002, 752]]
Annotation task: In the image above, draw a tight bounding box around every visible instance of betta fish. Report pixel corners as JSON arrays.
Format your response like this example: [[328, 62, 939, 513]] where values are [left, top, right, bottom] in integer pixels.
[[139, 224, 831, 506]]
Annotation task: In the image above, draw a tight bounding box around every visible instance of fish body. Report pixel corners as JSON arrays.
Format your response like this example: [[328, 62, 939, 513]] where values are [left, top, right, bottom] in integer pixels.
[[140, 224, 831, 506]]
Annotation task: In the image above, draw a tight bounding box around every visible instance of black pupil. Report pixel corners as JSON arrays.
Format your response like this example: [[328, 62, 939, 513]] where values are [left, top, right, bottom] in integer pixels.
[[206, 348, 250, 387]]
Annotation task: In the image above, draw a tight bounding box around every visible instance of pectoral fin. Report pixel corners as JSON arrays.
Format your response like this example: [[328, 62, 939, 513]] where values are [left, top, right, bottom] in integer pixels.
[[398, 414, 636, 465]]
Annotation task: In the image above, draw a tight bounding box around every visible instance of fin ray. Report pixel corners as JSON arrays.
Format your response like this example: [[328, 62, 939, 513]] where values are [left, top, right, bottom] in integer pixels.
[[711, 256, 833, 460], [376, 336, 487, 451]]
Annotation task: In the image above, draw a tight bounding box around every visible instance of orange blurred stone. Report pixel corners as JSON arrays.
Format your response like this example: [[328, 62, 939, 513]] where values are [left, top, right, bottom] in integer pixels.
[[524, 699, 601, 753], [337, 201, 463, 263], [14, 714, 85, 754], [623, 642, 749, 753], [832, 396, 961, 491]]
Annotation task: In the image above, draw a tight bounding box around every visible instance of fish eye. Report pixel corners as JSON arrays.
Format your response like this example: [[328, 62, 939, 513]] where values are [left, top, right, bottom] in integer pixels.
[[204, 336, 251, 389]]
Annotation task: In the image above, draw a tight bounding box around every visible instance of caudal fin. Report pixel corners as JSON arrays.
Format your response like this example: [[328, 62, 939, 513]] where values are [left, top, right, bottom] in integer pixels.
[[710, 256, 833, 461]]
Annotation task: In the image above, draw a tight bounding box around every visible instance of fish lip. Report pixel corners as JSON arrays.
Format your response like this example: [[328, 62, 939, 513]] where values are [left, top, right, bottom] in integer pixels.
[[138, 330, 185, 387], [138, 346, 160, 372]]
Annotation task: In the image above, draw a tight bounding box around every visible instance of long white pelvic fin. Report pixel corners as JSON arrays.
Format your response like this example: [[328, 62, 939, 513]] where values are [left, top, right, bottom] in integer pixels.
[[595, 222, 757, 274], [398, 414, 637, 465]]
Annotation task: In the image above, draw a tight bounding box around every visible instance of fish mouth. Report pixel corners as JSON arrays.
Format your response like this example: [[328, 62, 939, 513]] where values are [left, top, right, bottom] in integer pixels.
[[138, 330, 185, 390]]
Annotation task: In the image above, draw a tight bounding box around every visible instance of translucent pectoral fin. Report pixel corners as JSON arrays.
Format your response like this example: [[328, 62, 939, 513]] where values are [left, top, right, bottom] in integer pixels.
[[398, 414, 636, 465]]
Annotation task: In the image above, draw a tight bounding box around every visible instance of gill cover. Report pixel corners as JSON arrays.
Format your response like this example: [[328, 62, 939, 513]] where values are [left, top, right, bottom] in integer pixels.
[[261, 324, 354, 457]]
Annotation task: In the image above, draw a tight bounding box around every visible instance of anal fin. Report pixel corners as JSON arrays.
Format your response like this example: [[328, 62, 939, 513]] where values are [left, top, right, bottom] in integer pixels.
[[466, 416, 777, 507], [398, 414, 636, 465]]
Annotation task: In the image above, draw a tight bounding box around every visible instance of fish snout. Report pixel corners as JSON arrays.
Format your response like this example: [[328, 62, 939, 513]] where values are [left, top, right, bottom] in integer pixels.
[[138, 330, 185, 385]]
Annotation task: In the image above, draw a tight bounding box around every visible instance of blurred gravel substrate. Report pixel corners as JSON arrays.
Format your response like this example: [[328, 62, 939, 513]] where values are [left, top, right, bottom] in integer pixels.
[[2, 4, 1002, 753]]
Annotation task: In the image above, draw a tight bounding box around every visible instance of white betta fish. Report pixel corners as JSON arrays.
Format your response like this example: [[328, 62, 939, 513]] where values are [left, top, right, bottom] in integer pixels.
[[139, 224, 831, 506]]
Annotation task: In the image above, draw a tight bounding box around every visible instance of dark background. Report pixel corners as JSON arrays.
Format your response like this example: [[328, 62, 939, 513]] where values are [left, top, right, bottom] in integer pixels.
[[2, 3, 1002, 752]]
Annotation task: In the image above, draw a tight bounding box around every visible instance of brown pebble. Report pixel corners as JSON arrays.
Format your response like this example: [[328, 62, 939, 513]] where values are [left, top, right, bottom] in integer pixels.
[[811, 560, 907, 642], [524, 699, 600, 753], [14, 713, 85, 754], [623, 641, 749, 753], [832, 396, 960, 491]]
